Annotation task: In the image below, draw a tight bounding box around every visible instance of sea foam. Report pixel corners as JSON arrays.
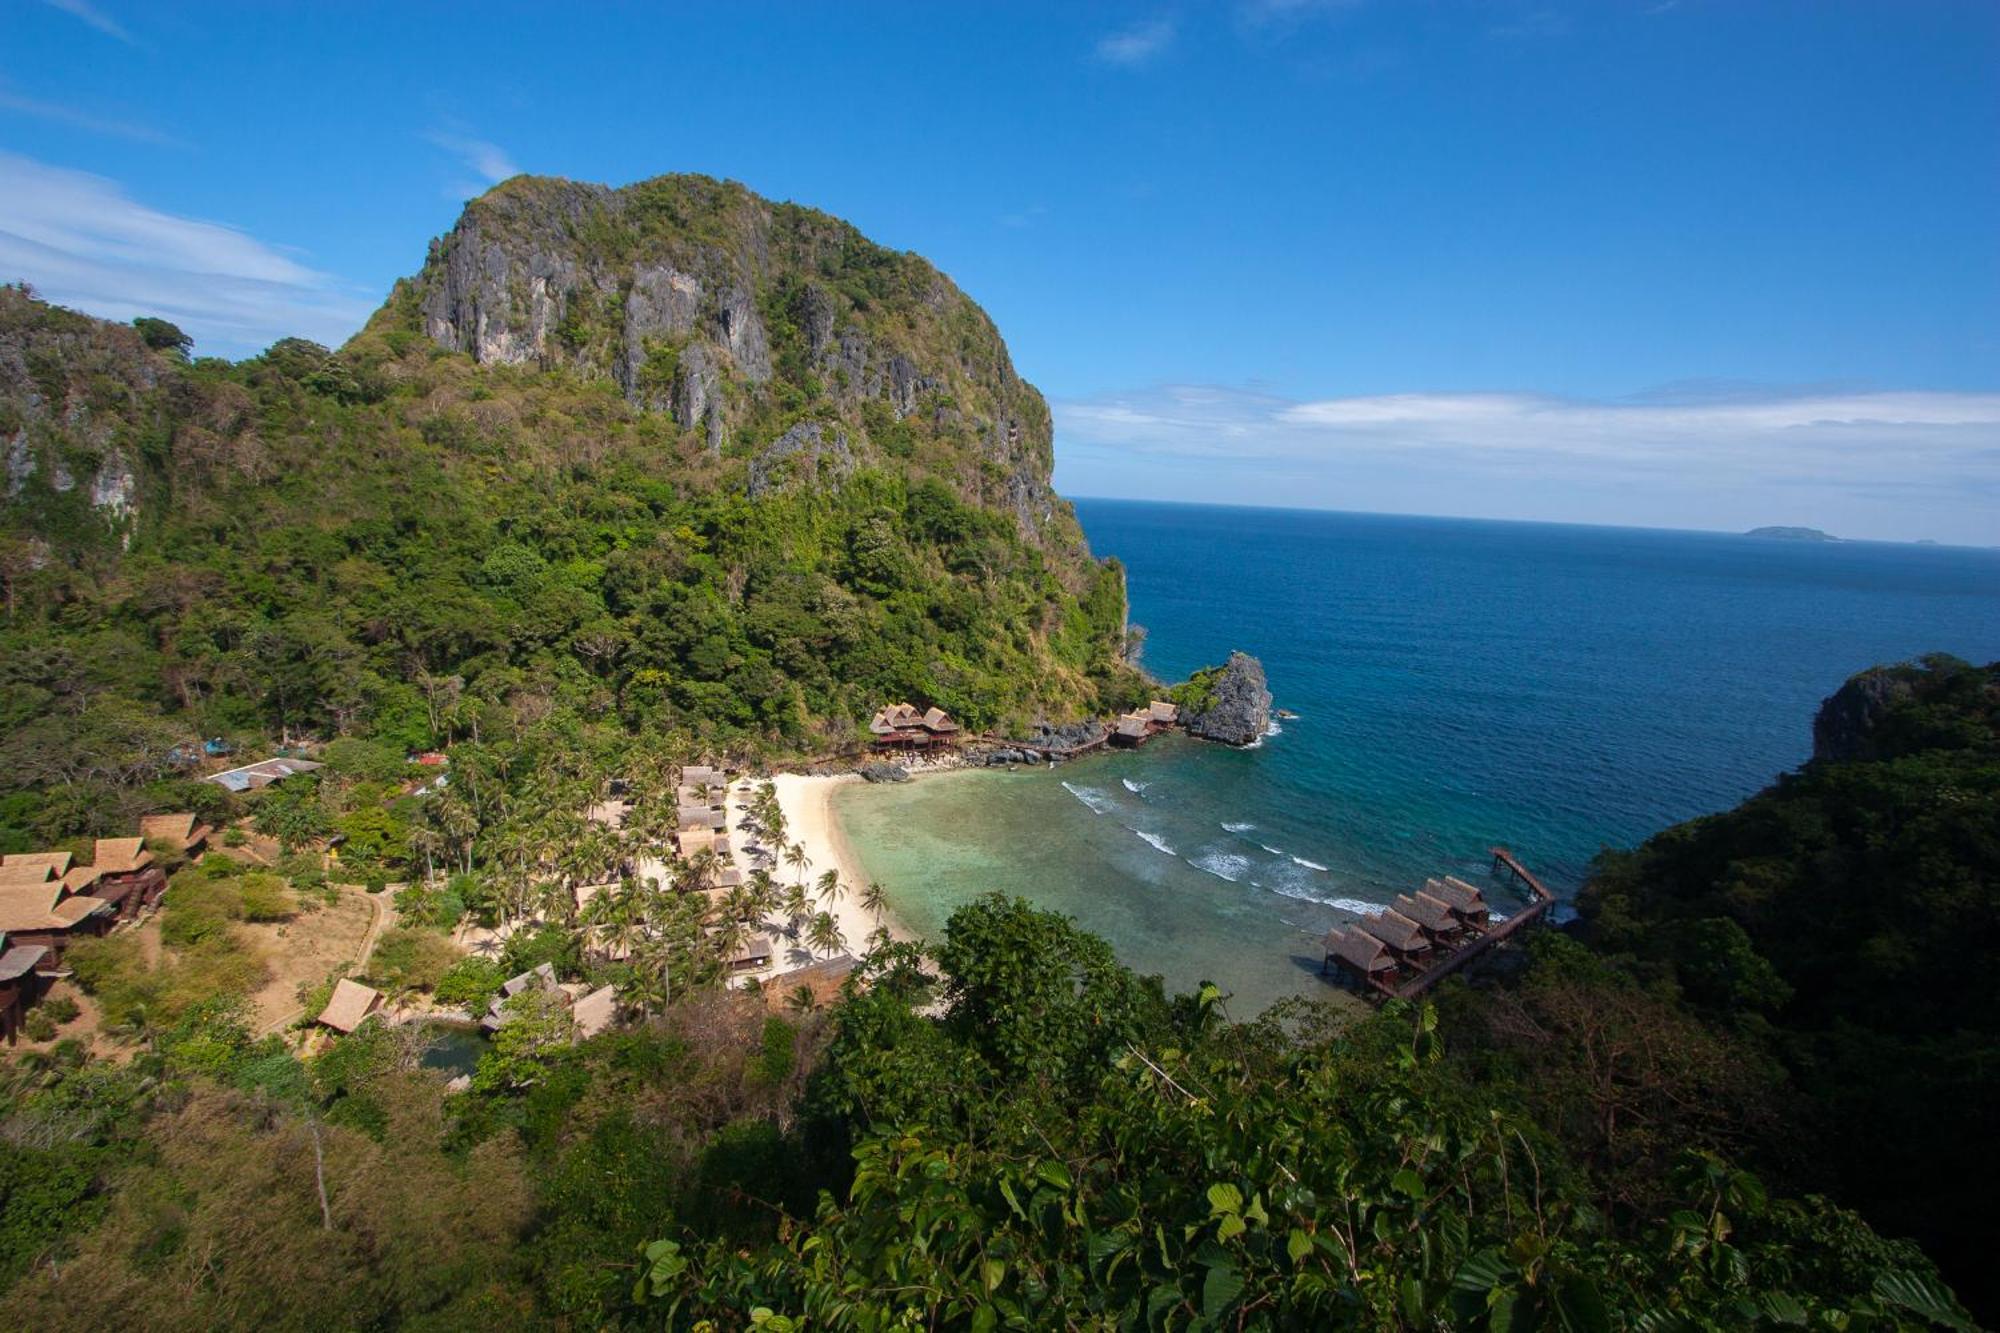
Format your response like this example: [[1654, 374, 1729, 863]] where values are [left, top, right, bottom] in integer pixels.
[[1290, 856, 1329, 872], [1191, 852, 1251, 882], [1221, 821, 1256, 833], [1061, 782, 1117, 815], [1131, 829, 1175, 856], [1121, 778, 1149, 794]]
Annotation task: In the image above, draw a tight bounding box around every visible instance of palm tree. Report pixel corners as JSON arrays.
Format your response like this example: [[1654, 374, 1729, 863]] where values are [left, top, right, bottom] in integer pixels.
[[815, 869, 842, 909], [785, 984, 819, 1015], [806, 910, 845, 960], [860, 880, 887, 925], [784, 841, 811, 887], [782, 882, 812, 937]]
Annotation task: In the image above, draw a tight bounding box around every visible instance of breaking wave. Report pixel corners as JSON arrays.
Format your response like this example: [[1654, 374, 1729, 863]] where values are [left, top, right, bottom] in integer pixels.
[[1290, 856, 1329, 871], [1061, 782, 1117, 815], [1131, 829, 1175, 856], [1221, 821, 1256, 833], [1121, 778, 1149, 793], [1191, 852, 1251, 882]]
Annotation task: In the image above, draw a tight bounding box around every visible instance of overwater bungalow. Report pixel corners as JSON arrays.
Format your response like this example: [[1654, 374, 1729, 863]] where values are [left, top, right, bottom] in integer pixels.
[[1110, 712, 1153, 746], [1423, 876, 1492, 929], [1392, 892, 1462, 943], [1322, 926, 1395, 987], [1358, 909, 1433, 964]]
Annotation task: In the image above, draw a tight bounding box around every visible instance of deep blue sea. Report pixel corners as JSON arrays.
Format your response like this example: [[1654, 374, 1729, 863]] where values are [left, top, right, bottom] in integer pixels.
[[837, 502, 2000, 1014]]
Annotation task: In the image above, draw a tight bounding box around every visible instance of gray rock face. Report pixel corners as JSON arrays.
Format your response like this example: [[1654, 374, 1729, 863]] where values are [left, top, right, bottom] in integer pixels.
[[4, 430, 33, 497], [404, 173, 1079, 548], [1812, 667, 1916, 763], [1181, 652, 1274, 747], [89, 450, 136, 518], [858, 762, 912, 783], [747, 421, 854, 498]]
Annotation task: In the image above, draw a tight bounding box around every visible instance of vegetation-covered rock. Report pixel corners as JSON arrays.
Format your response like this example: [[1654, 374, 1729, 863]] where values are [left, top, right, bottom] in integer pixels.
[[1175, 650, 1273, 745]]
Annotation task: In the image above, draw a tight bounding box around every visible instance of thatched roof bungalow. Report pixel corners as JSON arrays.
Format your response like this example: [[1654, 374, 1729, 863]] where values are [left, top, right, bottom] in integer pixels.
[[1358, 909, 1432, 959], [1323, 926, 1394, 980], [317, 979, 383, 1034]]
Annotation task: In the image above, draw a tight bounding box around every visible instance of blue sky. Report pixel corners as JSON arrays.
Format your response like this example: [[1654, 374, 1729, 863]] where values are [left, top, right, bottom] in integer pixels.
[[3, 0, 1996, 543]]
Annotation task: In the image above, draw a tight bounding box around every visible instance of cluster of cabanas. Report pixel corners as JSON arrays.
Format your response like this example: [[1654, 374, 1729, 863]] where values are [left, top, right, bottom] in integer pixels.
[[1110, 700, 1179, 747], [1321, 874, 1493, 992], [868, 703, 961, 749]]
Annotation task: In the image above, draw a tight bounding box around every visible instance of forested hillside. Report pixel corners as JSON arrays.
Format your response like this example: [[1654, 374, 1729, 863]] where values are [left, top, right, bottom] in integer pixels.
[[0, 174, 1145, 848]]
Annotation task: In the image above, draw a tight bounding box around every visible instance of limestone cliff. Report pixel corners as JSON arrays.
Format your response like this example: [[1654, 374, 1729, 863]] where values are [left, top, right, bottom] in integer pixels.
[[390, 173, 1070, 548], [1177, 652, 1274, 747]]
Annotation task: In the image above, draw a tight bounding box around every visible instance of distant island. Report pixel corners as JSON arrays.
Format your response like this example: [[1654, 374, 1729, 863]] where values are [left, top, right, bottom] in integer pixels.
[[1746, 525, 1838, 542]]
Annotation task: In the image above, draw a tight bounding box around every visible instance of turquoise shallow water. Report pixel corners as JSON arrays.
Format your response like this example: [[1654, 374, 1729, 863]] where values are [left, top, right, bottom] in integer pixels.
[[837, 502, 2000, 1016]]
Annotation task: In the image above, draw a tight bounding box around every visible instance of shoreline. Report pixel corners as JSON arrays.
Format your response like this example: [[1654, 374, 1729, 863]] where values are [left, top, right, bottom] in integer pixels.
[[763, 772, 917, 961]]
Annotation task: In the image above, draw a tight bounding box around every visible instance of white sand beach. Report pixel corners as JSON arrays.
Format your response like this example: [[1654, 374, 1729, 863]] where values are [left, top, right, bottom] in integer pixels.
[[732, 772, 911, 981]]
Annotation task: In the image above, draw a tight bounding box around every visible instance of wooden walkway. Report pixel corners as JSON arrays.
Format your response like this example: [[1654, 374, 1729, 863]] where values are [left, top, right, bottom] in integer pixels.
[[1366, 847, 1557, 1002], [975, 731, 1112, 760]]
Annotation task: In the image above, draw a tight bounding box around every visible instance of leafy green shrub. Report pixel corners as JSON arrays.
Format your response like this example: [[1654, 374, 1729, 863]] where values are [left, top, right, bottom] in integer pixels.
[[362, 928, 461, 994], [433, 957, 504, 1010], [39, 995, 79, 1025], [21, 1012, 57, 1042]]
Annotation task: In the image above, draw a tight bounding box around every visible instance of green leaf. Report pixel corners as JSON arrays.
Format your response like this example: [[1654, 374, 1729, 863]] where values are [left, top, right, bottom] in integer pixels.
[[1035, 1159, 1073, 1192], [1554, 1276, 1612, 1333], [1202, 1265, 1245, 1321], [1454, 1250, 1514, 1293], [970, 1303, 997, 1333], [999, 1177, 1027, 1220], [1206, 1182, 1243, 1215], [1243, 1193, 1269, 1227], [1216, 1212, 1246, 1242], [1873, 1271, 1976, 1331], [1391, 1167, 1426, 1199], [982, 1258, 1007, 1292], [1287, 1228, 1313, 1264]]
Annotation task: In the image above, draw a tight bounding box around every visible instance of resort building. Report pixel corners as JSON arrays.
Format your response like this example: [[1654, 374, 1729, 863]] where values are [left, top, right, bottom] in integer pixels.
[[1111, 701, 1181, 747], [728, 934, 777, 972], [677, 803, 727, 831], [88, 838, 167, 920], [138, 812, 212, 858], [1392, 892, 1463, 944], [1322, 926, 1395, 986], [317, 978, 384, 1034], [0, 943, 50, 1044], [868, 703, 962, 749], [204, 756, 325, 792], [1422, 876, 1492, 930], [571, 985, 620, 1040], [0, 867, 112, 958], [1357, 909, 1433, 964]]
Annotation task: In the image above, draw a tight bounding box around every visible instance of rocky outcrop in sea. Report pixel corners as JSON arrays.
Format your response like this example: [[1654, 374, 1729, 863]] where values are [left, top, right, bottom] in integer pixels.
[[1180, 651, 1274, 747]]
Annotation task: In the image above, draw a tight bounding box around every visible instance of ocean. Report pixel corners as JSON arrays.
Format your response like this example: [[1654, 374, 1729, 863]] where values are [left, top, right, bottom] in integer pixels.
[[836, 501, 2000, 1015]]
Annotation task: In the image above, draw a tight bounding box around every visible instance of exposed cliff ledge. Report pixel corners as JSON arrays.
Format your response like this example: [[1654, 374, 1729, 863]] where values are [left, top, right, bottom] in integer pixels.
[[398, 173, 1068, 546], [1176, 651, 1274, 747]]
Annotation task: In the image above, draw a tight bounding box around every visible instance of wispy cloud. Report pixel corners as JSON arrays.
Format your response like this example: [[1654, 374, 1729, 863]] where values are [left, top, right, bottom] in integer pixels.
[[0, 85, 181, 146], [0, 151, 370, 357], [426, 129, 521, 199], [1054, 383, 2000, 543], [1096, 17, 1177, 67], [40, 0, 132, 43]]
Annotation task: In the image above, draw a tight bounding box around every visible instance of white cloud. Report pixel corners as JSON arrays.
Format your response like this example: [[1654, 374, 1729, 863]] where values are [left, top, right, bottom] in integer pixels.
[[426, 130, 521, 199], [1053, 383, 2000, 543], [40, 0, 132, 43], [0, 151, 371, 357], [1097, 17, 1177, 67], [0, 86, 180, 145]]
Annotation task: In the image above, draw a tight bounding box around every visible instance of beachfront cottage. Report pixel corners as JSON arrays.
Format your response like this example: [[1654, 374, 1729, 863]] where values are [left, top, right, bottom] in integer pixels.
[[677, 803, 727, 831], [317, 978, 383, 1034], [138, 812, 212, 858], [728, 934, 777, 971], [1358, 909, 1433, 963], [680, 765, 723, 788], [1322, 926, 1395, 988], [1111, 712, 1153, 746], [1147, 700, 1179, 725], [868, 703, 962, 749]]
